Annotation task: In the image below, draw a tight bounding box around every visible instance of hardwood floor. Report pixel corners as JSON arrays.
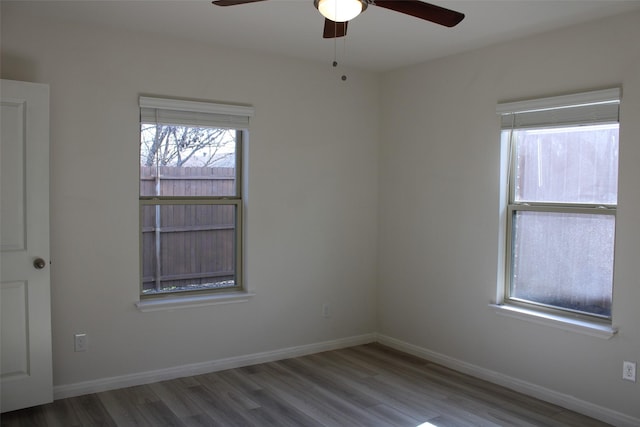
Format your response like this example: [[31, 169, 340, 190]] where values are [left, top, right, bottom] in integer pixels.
[[1, 343, 612, 427]]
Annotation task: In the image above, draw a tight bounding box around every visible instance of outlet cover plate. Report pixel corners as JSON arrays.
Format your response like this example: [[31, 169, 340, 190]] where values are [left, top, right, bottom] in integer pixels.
[[74, 333, 88, 352], [623, 361, 636, 382]]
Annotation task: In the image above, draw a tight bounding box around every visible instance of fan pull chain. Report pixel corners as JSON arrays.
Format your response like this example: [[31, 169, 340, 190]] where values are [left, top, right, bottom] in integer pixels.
[[331, 23, 347, 82], [331, 28, 340, 73], [341, 36, 347, 81]]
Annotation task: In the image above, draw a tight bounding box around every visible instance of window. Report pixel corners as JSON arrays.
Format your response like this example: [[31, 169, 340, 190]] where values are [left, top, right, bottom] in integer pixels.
[[497, 89, 620, 320], [139, 97, 253, 298]]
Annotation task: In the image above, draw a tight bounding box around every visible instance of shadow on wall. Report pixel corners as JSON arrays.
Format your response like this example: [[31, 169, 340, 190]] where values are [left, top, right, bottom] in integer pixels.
[[0, 51, 40, 82]]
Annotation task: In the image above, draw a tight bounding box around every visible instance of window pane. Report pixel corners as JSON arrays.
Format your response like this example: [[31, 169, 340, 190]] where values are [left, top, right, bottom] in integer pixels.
[[140, 124, 237, 197], [511, 210, 614, 317], [512, 124, 618, 204], [141, 204, 238, 295]]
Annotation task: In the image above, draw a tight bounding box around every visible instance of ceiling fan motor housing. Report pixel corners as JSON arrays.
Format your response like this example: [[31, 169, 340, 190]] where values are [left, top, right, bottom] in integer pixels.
[[314, 0, 368, 22]]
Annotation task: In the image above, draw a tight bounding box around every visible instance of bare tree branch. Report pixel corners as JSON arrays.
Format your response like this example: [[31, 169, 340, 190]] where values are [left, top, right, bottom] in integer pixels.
[[140, 124, 235, 168]]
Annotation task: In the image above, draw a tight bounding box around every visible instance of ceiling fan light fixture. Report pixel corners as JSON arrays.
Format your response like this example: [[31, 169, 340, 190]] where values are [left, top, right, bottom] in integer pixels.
[[315, 0, 367, 22]]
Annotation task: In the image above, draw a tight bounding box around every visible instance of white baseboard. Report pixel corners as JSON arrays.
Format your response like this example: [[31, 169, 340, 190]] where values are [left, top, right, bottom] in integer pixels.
[[376, 334, 640, 427], [54, 333, 376, 400]]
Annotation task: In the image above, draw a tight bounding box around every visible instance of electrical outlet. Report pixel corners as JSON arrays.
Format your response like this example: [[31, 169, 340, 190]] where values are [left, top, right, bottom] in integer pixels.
[[322, 304, 330, 318], [622, 361, 636, 382], [74, 333, 88, 352]]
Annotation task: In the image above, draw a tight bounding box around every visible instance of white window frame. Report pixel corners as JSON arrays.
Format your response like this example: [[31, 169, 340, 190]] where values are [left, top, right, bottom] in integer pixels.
[[495, 88, 620, 328], [136, 96, 254, 306]]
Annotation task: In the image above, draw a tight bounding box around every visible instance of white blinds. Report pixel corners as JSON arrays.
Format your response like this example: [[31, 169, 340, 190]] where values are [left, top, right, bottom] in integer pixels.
[[497, 88, 620, 129], [140, 96, 254, 129]]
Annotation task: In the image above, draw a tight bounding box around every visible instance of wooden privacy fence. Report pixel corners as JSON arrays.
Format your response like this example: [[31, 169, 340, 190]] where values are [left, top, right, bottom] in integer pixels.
[[140, 166, 236, 293]]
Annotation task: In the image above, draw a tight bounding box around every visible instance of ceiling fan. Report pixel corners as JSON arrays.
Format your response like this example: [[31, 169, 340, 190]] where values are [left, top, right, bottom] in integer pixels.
[[212, 0, 465, 38]]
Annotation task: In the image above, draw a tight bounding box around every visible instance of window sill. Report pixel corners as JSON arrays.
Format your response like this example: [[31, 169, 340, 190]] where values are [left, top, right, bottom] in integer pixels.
[[135, 291, 255, 313], [489, 304, 617, 339]]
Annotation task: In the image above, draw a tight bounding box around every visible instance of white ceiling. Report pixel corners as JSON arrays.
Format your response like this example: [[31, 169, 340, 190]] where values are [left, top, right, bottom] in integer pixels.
[[6, 0, 640, 71]]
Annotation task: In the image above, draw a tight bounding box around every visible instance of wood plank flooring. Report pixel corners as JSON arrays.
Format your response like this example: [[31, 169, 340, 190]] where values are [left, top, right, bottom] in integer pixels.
[[1, 343, 612, 427]]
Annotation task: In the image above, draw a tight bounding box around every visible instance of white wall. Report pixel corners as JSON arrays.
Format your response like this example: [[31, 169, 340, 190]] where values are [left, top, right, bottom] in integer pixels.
[[3, 1, 640, 423], [378, 10, 640, 420], [1, 6, 379, 387]]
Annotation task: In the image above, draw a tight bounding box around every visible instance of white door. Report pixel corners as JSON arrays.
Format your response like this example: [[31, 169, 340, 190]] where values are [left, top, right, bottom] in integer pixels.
[[0, 79, 52, 412]]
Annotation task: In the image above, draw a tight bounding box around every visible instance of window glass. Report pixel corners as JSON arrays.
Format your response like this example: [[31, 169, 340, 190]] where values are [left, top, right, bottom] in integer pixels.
[[511, 210, 615, 317], [141, 203, 238, 295], [140, 124, 237, 197], [139, 122, 242, 297], [513, 124, 618, 205]]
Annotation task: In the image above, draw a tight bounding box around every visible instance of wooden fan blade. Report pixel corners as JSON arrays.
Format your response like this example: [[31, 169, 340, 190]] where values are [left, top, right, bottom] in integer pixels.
[[212, 0, 269, 6], [374, 1, 464, 27], [323, 19, 348, 38]]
